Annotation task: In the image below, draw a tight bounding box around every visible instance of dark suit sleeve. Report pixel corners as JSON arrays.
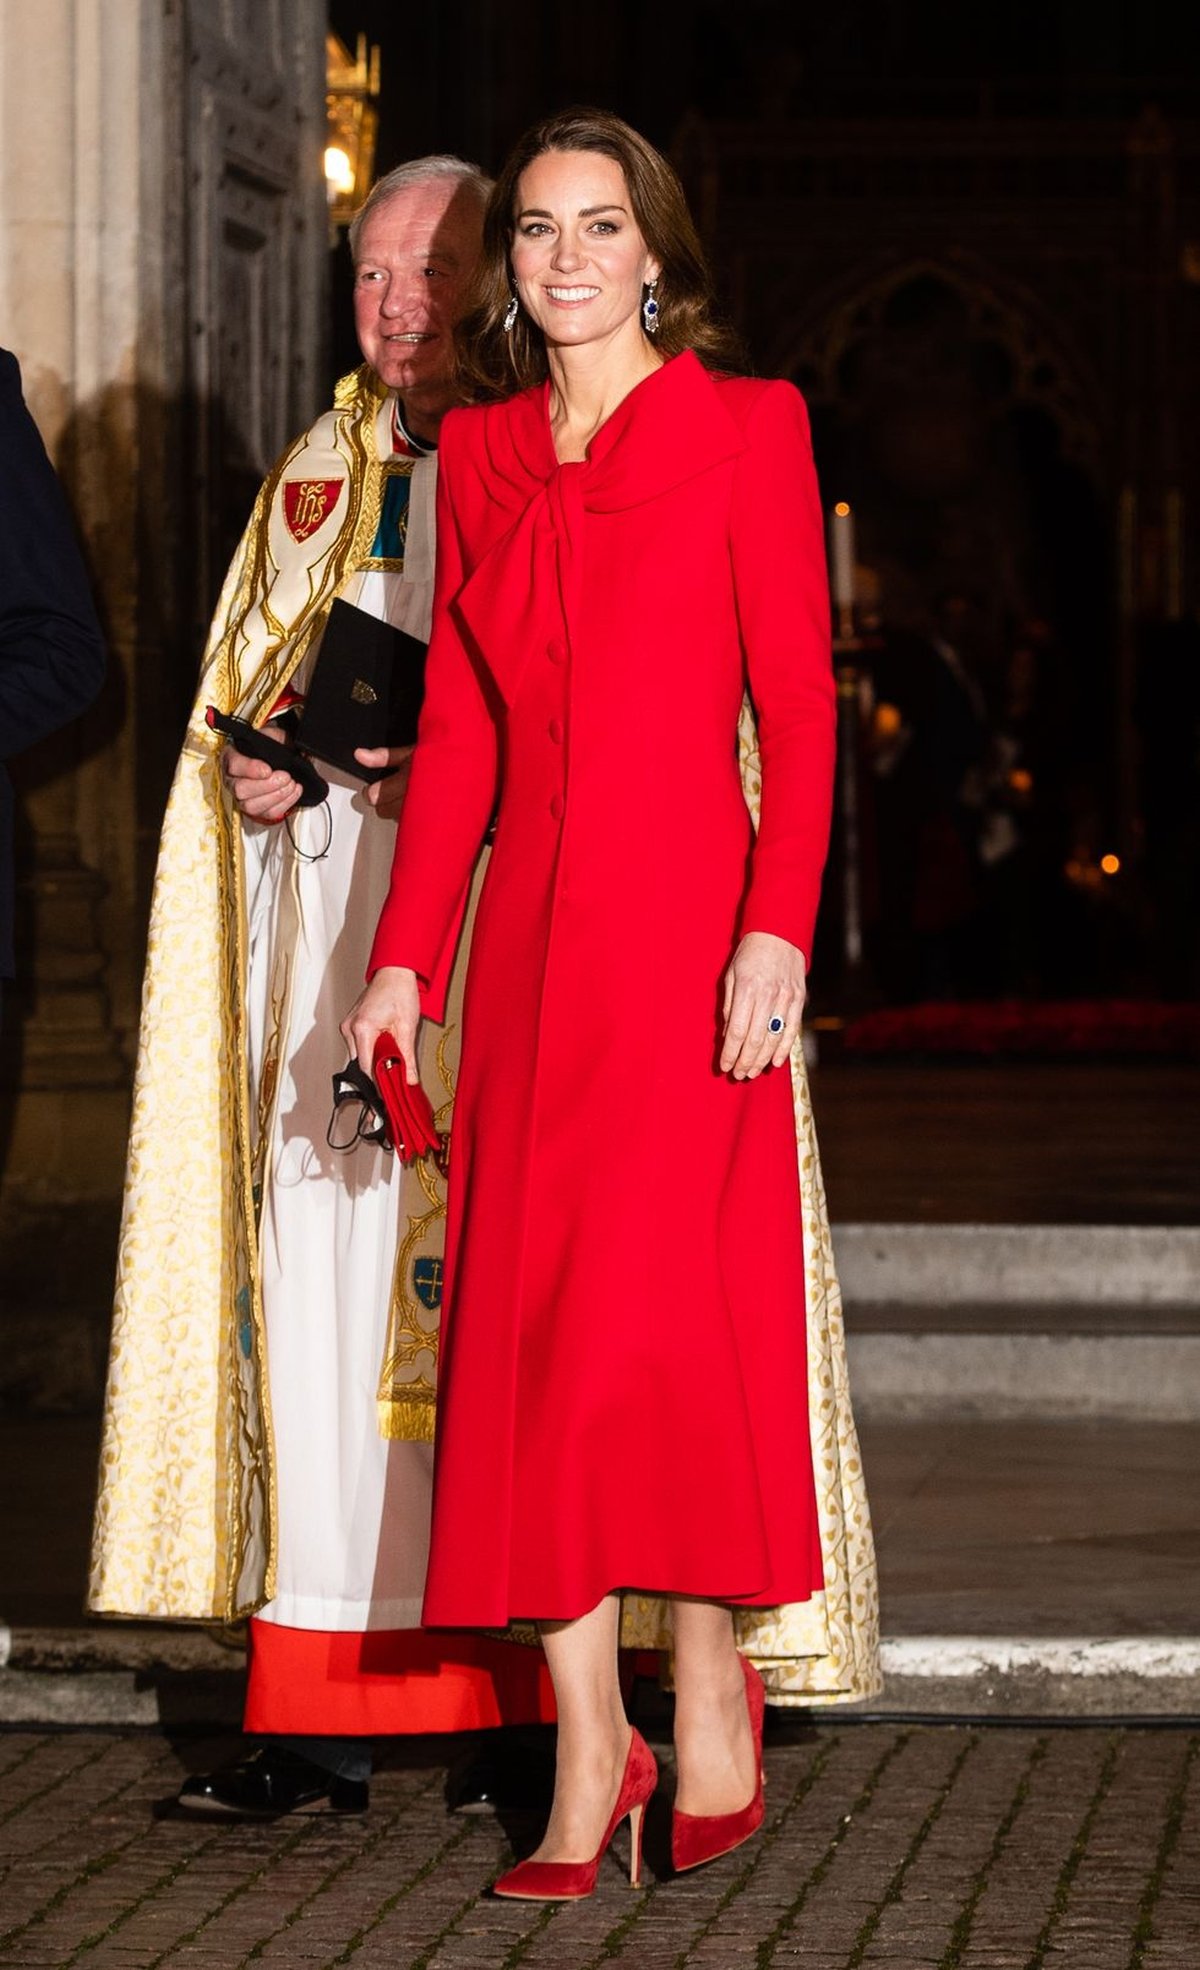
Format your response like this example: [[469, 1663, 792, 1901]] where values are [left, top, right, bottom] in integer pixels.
[[0, 350, 106, 758]]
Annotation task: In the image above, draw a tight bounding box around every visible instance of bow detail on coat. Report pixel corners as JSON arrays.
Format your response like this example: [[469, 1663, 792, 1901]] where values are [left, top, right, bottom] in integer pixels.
[[451, 351, 748, 708]]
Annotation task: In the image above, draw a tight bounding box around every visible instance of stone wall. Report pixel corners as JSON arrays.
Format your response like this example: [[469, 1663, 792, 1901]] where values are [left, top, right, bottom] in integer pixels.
[[0, 0, 329, 1408]]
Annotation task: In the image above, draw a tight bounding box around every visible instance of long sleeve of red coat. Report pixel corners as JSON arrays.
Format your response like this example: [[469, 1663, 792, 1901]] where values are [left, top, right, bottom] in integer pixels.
[[368, 417, 498, 1014], [731, 383, 836, 966]]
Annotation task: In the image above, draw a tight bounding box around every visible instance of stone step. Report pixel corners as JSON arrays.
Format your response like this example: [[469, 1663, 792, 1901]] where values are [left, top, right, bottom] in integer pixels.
[[844, 1299, 1200, 1419], [832, 1222, 1200, 1305], [867, 1636, 1200, 1719], [2, 1623, 1196, 1724], [833, 1224, 1200, 1415], [0, 1623, 244, 1728]]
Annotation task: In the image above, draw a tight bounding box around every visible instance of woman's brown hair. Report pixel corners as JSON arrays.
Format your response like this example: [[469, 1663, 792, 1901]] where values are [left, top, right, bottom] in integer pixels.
[[456, 107, 745, 401]]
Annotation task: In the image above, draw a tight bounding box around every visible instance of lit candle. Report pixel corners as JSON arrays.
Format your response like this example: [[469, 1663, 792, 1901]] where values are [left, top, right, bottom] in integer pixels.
[[829, 502, 856, 611], [324, 146, 355, 198]]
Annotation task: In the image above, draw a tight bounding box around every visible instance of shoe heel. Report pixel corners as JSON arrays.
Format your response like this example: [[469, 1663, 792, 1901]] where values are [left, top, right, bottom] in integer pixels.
[[628, 1800, 646, 1888]]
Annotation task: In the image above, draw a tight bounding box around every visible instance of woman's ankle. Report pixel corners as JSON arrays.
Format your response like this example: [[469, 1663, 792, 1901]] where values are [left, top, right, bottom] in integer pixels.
[[554, 1716, 630, 1784], [674, 1644, 746, 1722]]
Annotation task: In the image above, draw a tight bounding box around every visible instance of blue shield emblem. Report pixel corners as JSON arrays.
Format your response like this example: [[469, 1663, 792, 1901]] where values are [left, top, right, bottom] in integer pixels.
[[412, 1257, 444, 1312]]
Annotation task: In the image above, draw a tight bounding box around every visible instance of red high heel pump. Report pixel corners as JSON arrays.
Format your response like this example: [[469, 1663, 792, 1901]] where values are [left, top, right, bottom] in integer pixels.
[[492, 1728, 659, 1901], [671, 1653, 766, 1873]]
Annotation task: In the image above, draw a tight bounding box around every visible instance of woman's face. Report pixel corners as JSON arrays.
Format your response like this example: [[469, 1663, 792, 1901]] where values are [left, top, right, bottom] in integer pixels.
[[510, 149, 661, 354]]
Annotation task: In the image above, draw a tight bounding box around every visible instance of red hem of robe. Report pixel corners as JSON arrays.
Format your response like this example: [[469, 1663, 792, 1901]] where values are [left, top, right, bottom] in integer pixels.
[[243, 1617, 557, 1736]]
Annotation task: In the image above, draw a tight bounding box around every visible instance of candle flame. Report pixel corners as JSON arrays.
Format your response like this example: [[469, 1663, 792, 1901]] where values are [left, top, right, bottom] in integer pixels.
[[325, 146, 356, 197], [834, 501, 851, 518]]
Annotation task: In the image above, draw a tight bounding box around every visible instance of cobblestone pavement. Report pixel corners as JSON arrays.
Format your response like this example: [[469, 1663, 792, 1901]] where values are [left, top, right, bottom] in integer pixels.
[[0, 1722, 1196, 1969]]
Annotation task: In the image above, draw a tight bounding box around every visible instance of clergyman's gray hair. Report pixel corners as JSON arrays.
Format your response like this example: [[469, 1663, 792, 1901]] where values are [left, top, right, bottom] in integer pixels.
[[349, 156, 493, 260]]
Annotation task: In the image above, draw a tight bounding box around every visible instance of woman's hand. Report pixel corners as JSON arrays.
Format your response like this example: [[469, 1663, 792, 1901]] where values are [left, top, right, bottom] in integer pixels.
[[356, 744, 415, 819], [720, 931, 806, 1080], [340, 965, 422, 1082], [223, 727, 302, 824]]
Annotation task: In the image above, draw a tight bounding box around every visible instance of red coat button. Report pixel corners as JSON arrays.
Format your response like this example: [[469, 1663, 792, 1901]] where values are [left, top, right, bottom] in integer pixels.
[[548, 718, 564, 744], [547, 638, 566, 664], [549, 793, 564, 819]]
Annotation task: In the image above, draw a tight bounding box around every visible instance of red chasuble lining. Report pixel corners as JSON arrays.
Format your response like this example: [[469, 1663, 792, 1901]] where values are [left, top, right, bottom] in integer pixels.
[[244, 1618, 557, 1736]]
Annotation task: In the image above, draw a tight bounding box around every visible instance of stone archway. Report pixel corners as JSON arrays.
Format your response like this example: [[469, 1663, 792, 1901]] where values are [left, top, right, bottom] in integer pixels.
[[772, 256, 1107, 653], [776, 257, 1117, 1000], [775, 253, 1102, 470]]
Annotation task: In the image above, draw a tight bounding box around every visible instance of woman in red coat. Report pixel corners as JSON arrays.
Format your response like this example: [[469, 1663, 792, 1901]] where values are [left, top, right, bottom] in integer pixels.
[[344, 109, 837, 1897]]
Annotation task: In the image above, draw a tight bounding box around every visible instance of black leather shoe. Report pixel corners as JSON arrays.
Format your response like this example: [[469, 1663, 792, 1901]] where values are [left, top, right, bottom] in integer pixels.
[[176, 1745, 369, 1819], [446, 1731, 556, 1815]]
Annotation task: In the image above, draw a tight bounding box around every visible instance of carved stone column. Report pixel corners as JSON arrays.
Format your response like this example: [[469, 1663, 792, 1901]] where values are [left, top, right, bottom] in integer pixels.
[[0, 0, 327, 1408]]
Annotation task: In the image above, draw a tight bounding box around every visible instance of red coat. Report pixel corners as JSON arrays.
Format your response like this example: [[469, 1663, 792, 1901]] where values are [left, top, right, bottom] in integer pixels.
[[372, 351, 836, 1626]]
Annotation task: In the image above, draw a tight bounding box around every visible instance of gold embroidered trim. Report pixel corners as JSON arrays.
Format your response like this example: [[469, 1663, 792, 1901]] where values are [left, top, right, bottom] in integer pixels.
[[377, 1392, 437, 1442], [375, 1190, 444, 1431], [373, 1029, 459, 1440], [372, 861, 488, 1444], [219, 774, 276, 1617]]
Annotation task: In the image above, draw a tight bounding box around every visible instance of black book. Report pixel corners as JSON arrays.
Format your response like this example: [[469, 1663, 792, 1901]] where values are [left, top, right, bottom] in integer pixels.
[[294, 598, 427, 783]]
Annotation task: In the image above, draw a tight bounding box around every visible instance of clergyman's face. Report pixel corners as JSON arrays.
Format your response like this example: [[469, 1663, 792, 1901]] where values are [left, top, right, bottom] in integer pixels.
[[353, 178, 483, 419], [509, 149, 660, 357]]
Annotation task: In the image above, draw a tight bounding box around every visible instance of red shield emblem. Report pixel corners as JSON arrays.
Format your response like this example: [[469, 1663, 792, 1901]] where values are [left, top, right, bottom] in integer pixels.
[[283, 478, 343, 543]]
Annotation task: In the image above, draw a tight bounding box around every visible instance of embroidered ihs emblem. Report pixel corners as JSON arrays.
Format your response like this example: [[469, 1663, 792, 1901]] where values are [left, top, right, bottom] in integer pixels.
[[412, 1257, 444, 1311], [283, 478, 344, 542]]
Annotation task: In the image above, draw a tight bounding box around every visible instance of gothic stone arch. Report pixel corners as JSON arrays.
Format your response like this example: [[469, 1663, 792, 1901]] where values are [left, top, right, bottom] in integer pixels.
[[771, 256, 1110, 683]]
